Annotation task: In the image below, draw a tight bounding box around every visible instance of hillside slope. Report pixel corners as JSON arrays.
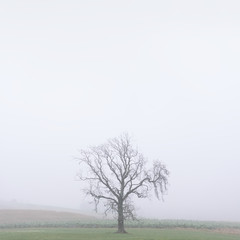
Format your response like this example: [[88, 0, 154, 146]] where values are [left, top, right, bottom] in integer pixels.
[[0, 209, 95, 225]]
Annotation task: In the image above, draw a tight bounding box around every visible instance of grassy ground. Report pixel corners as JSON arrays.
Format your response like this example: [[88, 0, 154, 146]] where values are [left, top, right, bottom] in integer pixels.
[[0, 228, 239, 240], [1, 210, 240, 230]]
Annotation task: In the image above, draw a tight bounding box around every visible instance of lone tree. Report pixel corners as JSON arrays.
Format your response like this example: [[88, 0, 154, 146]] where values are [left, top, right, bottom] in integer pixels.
[[77, 134, 169, 233]]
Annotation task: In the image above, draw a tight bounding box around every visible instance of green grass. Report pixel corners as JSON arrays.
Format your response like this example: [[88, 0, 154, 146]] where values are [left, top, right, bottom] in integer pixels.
[[0, 228, 239, 240], [1, 219, 240, 230]]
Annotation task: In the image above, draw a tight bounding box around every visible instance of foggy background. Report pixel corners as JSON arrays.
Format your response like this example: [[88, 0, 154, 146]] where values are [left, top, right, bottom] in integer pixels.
[[1, 1, 240, 222]]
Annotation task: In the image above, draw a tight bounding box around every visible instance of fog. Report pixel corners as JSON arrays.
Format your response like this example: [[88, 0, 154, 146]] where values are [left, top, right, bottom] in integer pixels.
[[1, 0, 240, 222]]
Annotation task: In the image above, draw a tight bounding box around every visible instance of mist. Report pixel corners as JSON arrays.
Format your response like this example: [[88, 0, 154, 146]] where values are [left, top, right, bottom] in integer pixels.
[[1, 0, 240, 222]]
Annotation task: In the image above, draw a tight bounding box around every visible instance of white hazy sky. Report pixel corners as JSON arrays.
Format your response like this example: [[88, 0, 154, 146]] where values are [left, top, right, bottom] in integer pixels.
[[1, 0, 240, 222]]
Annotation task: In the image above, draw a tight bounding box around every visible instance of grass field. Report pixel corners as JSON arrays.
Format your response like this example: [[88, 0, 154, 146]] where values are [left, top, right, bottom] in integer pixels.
[[0, 209, 94, 225], [1, 210, 240, 239], [0, 228, 240, 240], [1, 210, 240, 229]]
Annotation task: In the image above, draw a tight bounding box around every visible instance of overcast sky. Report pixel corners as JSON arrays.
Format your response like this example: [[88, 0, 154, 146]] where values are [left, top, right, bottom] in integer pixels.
[[1, 0, 240, 222]]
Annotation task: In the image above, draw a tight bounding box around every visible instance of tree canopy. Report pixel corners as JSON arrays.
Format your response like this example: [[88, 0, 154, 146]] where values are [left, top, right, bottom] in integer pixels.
[[77, 134, 169, 233]]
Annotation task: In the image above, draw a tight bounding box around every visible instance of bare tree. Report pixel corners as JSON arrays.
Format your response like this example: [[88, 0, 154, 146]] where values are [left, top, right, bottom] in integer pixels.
[[77, 134, 169, 233]]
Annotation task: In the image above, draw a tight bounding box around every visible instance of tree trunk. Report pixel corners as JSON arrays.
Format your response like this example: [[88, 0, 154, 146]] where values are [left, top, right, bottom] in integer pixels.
[[117, 201, 126, 233]]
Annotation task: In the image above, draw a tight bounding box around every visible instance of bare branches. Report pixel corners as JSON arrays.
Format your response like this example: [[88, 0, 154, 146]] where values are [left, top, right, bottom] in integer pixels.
[[76, 134, 169, 226]]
